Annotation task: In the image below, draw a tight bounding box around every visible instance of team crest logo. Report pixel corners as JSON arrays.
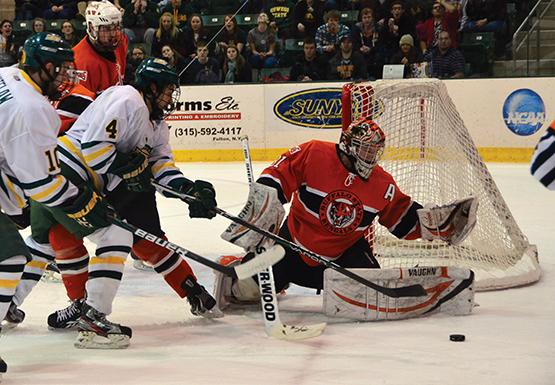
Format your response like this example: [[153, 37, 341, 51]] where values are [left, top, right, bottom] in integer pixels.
[[319, 190, 363, 234]]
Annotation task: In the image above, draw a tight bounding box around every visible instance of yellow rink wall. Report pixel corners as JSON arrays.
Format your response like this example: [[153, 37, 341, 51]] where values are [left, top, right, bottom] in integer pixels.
[[169, 78, 552, 163]]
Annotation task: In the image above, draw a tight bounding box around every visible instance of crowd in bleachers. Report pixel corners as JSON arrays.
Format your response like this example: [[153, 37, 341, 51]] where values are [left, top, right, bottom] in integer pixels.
[[0, 0, 536, 82]]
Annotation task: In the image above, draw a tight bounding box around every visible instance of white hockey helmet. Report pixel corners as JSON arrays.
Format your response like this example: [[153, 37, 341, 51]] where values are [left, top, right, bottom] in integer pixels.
[[85, 1, 122, 42]]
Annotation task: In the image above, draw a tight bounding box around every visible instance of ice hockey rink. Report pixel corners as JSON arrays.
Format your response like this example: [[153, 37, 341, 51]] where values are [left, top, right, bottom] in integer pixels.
[[2, 161, 553, 385]]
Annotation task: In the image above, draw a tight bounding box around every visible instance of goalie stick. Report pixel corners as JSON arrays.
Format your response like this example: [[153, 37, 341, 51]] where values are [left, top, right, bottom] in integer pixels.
[[109, 215, 284, 280], [240, 136, 326, 340], [151, 181, 427, 298]]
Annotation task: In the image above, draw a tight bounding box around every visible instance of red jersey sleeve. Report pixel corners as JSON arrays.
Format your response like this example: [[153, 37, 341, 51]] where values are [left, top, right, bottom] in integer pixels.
[[257, 142, 314, 204], [376, 178, 423, 240]]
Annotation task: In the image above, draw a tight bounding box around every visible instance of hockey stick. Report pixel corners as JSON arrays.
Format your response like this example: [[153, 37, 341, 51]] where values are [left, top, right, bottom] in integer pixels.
[[240, 136, 326, 340], [108, 214, 284, 280], [151, 182, 427, 298]]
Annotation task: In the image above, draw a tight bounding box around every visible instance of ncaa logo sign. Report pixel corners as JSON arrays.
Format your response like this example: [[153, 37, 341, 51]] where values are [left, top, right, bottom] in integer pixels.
[[502, 89, 545, 136]]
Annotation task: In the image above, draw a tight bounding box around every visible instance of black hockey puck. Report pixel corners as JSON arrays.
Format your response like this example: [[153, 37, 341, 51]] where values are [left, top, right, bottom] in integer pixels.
[[449, 334, 465, 342]]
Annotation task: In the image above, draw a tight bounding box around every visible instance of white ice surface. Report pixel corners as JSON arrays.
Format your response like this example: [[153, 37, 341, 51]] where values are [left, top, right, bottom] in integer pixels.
[[2, 163, 554, 385]]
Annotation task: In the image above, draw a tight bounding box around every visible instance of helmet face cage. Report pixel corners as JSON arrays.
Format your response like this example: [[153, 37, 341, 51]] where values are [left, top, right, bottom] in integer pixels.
[[22, 33, 78, 99], [342, 118, 385, 179], [86, 1, 122, 49], [135, 58, 180, 121]]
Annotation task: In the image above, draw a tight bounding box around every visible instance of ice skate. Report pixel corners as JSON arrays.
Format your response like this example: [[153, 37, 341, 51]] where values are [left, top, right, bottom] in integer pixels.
[[2, 302, 25, 328], [74, 302, 132, 349], [183, 277, 223, 319], [47, 298, 84, 330]]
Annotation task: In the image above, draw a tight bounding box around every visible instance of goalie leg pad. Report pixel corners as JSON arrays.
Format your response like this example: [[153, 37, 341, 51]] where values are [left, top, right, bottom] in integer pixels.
[[323, 266, 475, 321]]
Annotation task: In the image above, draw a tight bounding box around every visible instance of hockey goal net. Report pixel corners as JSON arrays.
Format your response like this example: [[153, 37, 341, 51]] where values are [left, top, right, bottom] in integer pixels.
[[342, 79, 540, 291]]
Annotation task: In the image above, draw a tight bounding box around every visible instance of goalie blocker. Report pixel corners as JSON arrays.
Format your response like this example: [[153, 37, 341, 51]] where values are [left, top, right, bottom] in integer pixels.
[[323, 266, 475, 321]]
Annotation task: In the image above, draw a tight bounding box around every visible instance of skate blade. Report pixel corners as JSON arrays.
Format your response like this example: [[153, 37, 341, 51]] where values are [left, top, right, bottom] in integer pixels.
[[40, 271, 62, 283], [1, 320, 20, 330], [74, 331, 130, 349], [132, 260, 155, 272], [197, 306, 224, 319]]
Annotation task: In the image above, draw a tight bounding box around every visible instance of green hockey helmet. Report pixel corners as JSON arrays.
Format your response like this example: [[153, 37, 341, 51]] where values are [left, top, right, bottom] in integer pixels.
[[134, 58, 180, 121], [21, 32, 74, 70], [135, 57, 180, 91]]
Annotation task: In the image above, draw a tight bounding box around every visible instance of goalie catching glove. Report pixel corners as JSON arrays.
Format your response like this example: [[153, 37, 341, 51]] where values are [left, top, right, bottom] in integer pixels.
[[109, 148, 153, 192], [417, 196, 478, 246], [167, 178, 217, 219], [221, 182, 285, 251]]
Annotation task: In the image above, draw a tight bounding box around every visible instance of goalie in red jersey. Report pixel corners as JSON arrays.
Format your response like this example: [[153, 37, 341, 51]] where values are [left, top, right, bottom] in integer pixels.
[[216, 117, 478, 316]]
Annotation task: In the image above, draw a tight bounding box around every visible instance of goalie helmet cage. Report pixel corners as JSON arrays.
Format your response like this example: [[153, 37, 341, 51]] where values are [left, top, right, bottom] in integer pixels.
[[342, 79, 540, 291]]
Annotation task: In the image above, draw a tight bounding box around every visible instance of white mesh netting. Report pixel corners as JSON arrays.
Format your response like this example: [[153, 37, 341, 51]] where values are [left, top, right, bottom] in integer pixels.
[[345, 79, 540, 290]]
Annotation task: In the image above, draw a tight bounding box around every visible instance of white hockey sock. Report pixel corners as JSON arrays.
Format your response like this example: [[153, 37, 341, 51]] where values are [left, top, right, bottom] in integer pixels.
[[13, 237, 54, 306], [0, 255, 27, 320], [85, 225, 132, 315]]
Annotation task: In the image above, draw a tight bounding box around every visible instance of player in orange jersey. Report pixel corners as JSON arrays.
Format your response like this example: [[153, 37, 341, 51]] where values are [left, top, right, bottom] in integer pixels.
[[73, 1, 128, 94]]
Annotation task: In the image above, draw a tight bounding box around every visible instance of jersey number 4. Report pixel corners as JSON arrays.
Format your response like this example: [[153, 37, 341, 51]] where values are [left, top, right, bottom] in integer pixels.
[[45, 149, 61, 173], [105, 119, 118, 139]]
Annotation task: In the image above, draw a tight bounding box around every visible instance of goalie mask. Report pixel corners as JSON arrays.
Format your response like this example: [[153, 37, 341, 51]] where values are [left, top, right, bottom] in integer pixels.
[[339, 117, 385, 179], [85, 1, 122, 51], [135, 57, 180, 121], [21, 32, 82, 100]]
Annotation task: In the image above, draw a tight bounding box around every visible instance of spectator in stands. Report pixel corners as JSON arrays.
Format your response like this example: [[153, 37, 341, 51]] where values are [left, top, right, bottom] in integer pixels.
[[216, 15, 247, 61], [378, 0, 417, 61], [315, 9, 351, 59], [43, 0, 77, 20], [223, 44, 252, 83], [266, 0, 294, 41], [184, 41, 222, 84], [161, 44, 187, 79], [292, 0, 325, 39], [247, 12, 278, 69], [424, 30, 464, 78], [124, 43, 146, 85], [32, 17, 46, 33], [61, 20, 79, 47], [151, 12, 184, 58], [122, 0, 158, 49], [418, 0, 459, 54], [289, 36, 326, 81], [461, 0, 507, 57], [461, 0, 505, 33], [389, 33, 423, 76], [352, 7, 384, 79], [328, 34, 368, 80], [182, 13, 211, 58], [15, 0, 44, 20], [161, 0, 192, 29], [0, 20, 17, 67], [406, 0, 431, 24]]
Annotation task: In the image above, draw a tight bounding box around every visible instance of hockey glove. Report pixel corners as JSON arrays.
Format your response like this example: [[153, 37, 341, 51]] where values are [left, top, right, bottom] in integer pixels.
[[109, 149, 153, 192], [417, 196, 478, 246], [60, 184, 112, 230], [8, 205, 30, 230], [169, 178, 217, 219]]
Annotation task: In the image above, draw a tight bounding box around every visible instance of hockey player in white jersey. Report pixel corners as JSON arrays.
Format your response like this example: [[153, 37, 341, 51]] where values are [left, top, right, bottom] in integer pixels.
[[0, 32, 108, 377], [17, 57, 220, 349]]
